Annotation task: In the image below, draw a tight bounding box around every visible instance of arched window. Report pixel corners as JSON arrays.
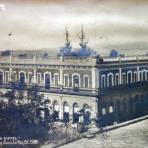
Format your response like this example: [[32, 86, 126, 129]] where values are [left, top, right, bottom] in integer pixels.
[[147, 71, 148, 81], [83, 75, 89, 88], [115, 74, 119, 86], [28, 72, 33, 84], [133, 72, 137, 83], [53, 100, 59, 120], [109, 106, 113, 113], [102, 108, 106, 115], [101, 75, 106, 88], [11, 71, 16, 82], [139, 71, 143, 82], [44, 72, 51, 89], [73, 103, 79, 123], [0, 71, 3, 85], [72, 73, 80, 88], [37, 73, 41, 84], [142, 70, 146, 81], [64, 74, 69, 87], [54, 73, 59, 86], [63, 102, 69, 113], [107, 73, 114, 87], [127, 71, 132, 84], [63, 102, 69, 122], [19, 72, 25, 83], [122, 73, 126, 84], [83, 104, 90, 125], [5, 71, 9, 82], [19, 71, 26, 89]]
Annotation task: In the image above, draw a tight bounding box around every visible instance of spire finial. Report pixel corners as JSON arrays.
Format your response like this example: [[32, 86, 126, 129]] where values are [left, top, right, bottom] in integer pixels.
[[79, 25, 87, 48], [65, 27, 70, 47]]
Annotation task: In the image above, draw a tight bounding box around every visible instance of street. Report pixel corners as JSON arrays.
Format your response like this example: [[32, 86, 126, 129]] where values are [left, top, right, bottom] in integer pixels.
[[60, 119, 148, 148]]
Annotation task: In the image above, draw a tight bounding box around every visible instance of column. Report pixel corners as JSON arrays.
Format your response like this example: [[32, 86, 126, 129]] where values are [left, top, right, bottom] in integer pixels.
[[137, 66, 140, 81], [59, 96, 63, 120], [119, 68, 122, 84], [9, 67, 12, 82], [60, 66, 63, 87], [92, 67, 96, 90], [34, 68, 36, 84], [69, 105, 73, 121]]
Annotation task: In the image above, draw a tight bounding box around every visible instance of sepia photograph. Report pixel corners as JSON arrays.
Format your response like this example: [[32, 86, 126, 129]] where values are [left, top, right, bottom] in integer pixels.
[[0, 0, 148, 148]]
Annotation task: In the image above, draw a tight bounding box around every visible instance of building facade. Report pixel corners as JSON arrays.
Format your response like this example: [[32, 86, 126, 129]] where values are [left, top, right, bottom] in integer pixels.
[[0, 54, 148, 125]]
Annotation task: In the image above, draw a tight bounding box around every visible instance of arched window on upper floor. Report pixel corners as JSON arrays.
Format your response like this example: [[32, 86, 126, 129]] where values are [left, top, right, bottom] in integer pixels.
[[142, 70, 146, 81], [133, 71, 137, 83], [0, 70, 4, 85], [122, 73, 126, 84], [127, 71, 132, 84], [115, 73, 119, 86], [11, 71, 16, 82], [44, 72, 51, 89], [72, 73, 80, 88], [139, 71, 143, 82], [5, 71, 9, 82], [101, 75, 106, 88], [64, 74, 69, 87], [54, 73, 59, 86], [107, 73, 114, 87], [83, 75, 89, 88], [147, 71, 148, 81]]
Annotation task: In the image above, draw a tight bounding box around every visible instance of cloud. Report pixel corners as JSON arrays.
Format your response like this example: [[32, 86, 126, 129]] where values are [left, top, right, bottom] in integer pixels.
[[0, 0, 148, 55]]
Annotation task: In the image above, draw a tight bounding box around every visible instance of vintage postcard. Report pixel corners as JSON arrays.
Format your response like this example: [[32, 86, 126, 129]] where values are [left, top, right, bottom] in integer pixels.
[[0, 0, 147, 148]]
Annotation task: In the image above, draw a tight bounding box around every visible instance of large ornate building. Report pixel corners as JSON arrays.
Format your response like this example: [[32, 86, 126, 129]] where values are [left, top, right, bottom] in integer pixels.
[[0, 29, 148, 126], [0, 53, 148, 125]]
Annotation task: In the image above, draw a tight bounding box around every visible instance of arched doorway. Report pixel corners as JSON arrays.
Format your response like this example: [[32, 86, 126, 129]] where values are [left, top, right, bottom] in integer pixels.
[[52, 100, 59, 120], [83, 104, 91, 125], [0, 71, 3, 85], [19, 72, 25, 89], [45, 73, 50, 89], [63, 102, 69, 123], [73, 103, 79, 123]]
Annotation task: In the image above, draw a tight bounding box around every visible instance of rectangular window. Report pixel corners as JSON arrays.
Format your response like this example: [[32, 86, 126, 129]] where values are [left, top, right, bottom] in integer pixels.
[[54, 74, 59, 86], [64, 74, 69, 87], [84, 76, 89, 88], [5, 71, 9, 82]]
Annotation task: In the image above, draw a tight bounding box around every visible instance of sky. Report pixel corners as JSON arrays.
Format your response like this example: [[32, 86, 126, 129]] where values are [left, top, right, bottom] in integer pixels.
[[0, 0, 148, 55]]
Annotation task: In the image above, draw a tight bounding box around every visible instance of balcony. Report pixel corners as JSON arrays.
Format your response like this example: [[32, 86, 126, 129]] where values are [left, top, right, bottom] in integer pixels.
[[0, 82, 97, 97], [100, 81, 148, 95]]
